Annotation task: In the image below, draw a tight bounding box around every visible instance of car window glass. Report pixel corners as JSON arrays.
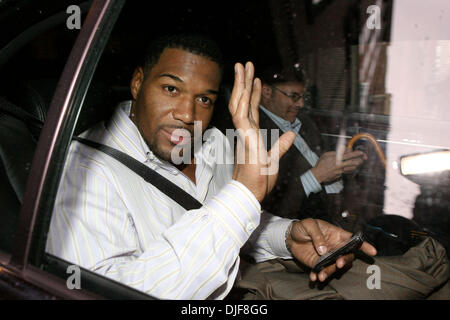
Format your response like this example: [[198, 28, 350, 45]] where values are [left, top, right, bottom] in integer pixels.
[[40, 0, 450, 299], [0, 4, 80, 254]]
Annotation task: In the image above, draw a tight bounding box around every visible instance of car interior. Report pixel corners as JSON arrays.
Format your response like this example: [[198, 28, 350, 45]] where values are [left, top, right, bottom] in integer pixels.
[[0, 0, 449, 299]]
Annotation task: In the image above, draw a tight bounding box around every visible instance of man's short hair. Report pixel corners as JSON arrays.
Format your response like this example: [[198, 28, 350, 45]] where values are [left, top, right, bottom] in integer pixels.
[[258, 64, 307, 86], [142, 33, 224, 76]]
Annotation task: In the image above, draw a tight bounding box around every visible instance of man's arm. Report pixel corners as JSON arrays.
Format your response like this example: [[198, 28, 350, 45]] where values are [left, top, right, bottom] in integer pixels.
[[311, 149, 367, 184], [242, 211, 294, 262], [47, 146, 261, 300], [243, 211, 377, 283], [300, 169, 323, 197]]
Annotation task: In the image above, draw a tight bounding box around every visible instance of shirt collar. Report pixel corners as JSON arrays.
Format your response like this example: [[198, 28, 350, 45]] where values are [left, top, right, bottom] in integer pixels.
[[105, 100, 154, 163], [259, 105, 301, 132]]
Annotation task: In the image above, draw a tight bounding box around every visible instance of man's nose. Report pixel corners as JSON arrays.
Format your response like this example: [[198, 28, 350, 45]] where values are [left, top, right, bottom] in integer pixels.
[[172, 98, 195, 124], [294, 97, 304, 109]]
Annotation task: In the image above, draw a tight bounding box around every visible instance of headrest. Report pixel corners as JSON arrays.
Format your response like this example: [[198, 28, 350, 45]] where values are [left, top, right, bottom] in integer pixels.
[[0, 79, 49, 124]]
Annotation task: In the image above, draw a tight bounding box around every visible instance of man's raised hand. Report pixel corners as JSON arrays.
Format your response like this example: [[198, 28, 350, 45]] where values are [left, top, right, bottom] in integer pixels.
[[229, 62, 295, 202]]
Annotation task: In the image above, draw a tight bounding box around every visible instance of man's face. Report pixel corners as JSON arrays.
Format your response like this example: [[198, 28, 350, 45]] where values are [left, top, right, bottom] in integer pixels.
[[262, 81, 305, 124], [130, 48, 221, 163]]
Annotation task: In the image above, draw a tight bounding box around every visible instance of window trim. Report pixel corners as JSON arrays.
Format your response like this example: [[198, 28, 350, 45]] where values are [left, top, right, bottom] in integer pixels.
[[6, 0, 149, 300]]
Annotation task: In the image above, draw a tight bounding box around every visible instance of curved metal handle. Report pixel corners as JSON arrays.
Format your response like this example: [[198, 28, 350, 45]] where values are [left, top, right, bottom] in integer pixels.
[[346, 133, 386, 168]]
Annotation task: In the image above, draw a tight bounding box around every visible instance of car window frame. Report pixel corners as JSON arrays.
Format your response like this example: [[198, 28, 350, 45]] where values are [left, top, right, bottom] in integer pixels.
[[4, 0, 153, 299], [0, 0, 93, 260]]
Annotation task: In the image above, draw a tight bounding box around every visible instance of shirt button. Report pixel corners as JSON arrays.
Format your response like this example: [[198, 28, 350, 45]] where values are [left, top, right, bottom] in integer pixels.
[[246, 223, 255, 232]]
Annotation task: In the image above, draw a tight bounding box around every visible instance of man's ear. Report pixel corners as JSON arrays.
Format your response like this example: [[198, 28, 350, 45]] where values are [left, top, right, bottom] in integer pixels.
[[130, 67, 144, 100]]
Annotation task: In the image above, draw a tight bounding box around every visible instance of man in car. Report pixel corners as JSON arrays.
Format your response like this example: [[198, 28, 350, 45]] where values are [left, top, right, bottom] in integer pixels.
[[257, 65, 367, 229], [46, 33, 378, 299]]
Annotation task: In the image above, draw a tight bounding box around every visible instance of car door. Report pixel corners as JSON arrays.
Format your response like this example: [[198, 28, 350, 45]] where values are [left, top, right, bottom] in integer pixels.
[[1, 0, 448, 302], [0, 0, 152, 300]]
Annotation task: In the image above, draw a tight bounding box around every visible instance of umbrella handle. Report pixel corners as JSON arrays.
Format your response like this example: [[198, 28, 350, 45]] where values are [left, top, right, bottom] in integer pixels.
[[346, 133, 386, 168]]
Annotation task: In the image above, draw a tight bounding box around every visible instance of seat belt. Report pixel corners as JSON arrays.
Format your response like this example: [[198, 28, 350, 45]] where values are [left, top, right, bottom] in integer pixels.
[[73, 137, 203, 211]]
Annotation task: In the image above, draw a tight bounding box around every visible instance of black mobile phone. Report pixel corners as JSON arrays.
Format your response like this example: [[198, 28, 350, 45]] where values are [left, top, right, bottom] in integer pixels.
[[311, 232, 364, 274]]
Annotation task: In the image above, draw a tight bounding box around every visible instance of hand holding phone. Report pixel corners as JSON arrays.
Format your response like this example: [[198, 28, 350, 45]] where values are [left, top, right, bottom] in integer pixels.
[[312, 232, 364, 274]]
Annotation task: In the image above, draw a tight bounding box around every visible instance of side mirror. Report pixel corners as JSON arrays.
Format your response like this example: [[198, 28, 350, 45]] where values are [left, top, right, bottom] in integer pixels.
[[400, 150, 450, 187]]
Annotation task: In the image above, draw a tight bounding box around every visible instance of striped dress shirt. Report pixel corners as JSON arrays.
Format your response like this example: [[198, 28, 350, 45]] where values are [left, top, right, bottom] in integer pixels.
[[259, 106, 344, 196], [46, 101, 293, 300]]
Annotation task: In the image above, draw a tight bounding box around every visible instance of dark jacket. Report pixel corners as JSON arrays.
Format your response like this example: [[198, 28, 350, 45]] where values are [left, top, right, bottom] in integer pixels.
[[258, 109, 343, 222]]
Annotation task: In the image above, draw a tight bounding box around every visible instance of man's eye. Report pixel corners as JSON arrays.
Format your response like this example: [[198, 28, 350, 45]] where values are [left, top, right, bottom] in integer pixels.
[[198, 96, 212, 105], [164, 86, 177, 94]]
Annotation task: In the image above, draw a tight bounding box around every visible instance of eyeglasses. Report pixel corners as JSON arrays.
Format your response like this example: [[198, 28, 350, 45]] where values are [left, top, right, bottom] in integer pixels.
[[272, 86, 304, 102]]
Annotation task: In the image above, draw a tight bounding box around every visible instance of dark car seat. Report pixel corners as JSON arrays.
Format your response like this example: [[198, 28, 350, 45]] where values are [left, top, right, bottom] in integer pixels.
[[0, 94, 43, 252], [0, 76, 124, 253]]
